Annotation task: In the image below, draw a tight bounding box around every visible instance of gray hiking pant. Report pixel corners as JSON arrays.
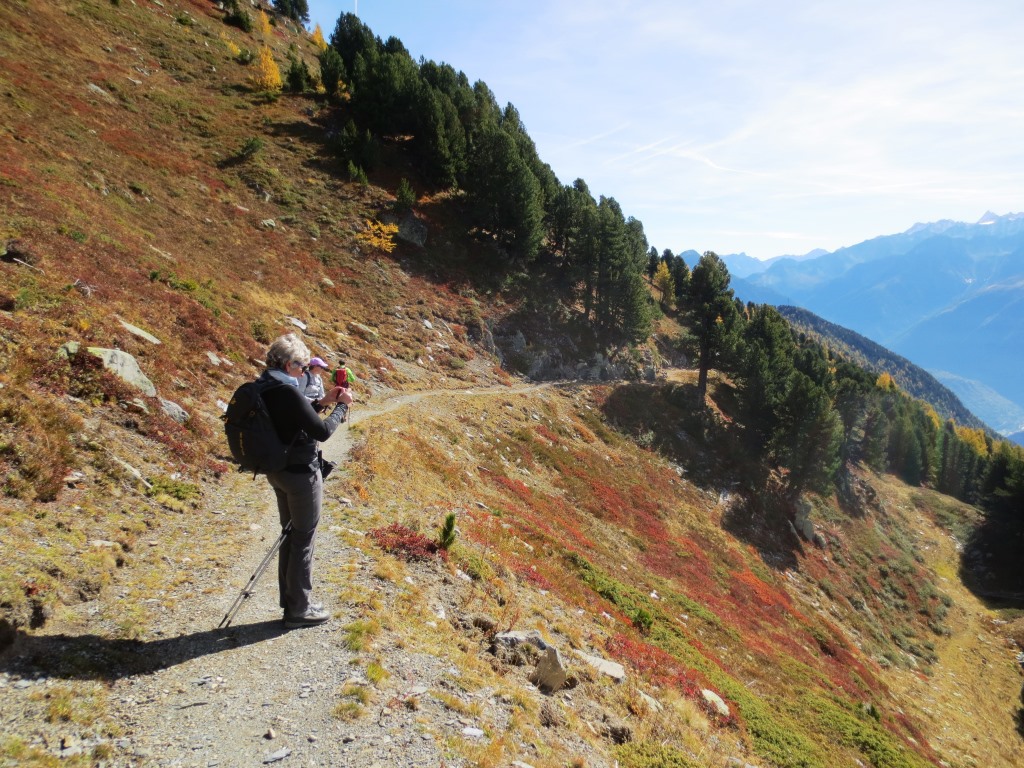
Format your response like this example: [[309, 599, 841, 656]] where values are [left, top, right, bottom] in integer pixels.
[[266, 465, 322, 617]]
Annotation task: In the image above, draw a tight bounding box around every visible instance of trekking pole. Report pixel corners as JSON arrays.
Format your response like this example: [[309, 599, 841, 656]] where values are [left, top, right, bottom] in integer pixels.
[[218, 522, 292, 629]]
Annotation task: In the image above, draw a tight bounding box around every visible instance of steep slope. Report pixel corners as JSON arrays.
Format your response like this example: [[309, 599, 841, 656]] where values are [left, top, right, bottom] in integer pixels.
[[1, 3, 1023, 768], [0, 0, 496, 645], [776, 306, 988, 431]]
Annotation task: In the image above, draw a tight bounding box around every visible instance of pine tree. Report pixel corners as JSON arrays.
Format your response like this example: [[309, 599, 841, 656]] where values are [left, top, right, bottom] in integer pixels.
[[273, 0, 309, 24], [223, 0, 253, 32], [776, 372, 843, 498], [438, 513, 457, 550], [416, 87, 466, 187], [647, 247, 660, 279], [331, 13, 377, 73], [685, 252, 740, 407], [318, 46, 345, 102], [464, 126, 543, 261], [395, 178, 416, 211], [671, 254, 690, 305], [861, 402, 890, 472], [592, 197, 628, 339], [285, 47, 310, 92], [734, 304, 797, 455]]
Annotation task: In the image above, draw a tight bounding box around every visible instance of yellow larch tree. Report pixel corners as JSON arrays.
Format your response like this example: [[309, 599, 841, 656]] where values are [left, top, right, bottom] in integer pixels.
[[219, 31, 241, 58], [652, 260, 675, 308], [955, 426, 989, 457], [251, 46, 282, 92], [257, 9, 272, 39], [356, 220, 399, 254], [311, 24, 327, 51]]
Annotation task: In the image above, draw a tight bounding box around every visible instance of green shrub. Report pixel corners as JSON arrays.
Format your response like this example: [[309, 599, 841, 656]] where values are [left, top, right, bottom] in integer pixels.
[[808, 694, 933, 768], [223, 0, 252, 32], [395, 178, 416, 211], [631, 607, 654, 634], [251, 320, 270, 343], [237, 136, 264, 161], [616, 741, 699, 768], [146, 476, 200, 502], [438, 512, 457, 550]]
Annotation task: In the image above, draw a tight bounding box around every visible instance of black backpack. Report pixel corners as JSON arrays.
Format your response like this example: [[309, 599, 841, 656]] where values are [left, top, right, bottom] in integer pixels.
[[223, 379, 294, 476]]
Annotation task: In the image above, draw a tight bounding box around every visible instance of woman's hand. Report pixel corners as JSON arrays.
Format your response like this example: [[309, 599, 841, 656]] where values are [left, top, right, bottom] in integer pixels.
[[323, 386, 353, 406]]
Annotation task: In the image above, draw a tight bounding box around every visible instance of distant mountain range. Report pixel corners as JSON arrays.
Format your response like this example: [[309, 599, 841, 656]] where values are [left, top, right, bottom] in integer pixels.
[[713, 212, 1024, 441]]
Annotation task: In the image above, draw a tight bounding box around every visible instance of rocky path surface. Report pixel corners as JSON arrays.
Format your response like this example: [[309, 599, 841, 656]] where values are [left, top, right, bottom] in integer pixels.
[[1, 384, 553, 768], [113, 384, 553, 768]]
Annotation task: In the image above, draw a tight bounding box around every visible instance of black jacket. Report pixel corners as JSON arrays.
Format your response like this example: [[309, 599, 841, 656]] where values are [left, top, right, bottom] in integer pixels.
[[259, 373, 347, 467]]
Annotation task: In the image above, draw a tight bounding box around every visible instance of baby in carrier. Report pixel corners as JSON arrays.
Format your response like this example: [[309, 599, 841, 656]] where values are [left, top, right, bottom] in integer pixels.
[[302, 357, 349, 479]]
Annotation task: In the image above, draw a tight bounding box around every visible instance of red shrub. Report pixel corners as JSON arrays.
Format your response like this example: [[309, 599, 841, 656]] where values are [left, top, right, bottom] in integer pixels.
[[606, 634, 736, 726], [534, 424, 561, 444], [368, 523, 446, 562], [509, 559, 554, 591], [731, 569, 791, 608], [487, 472, 533, 502]]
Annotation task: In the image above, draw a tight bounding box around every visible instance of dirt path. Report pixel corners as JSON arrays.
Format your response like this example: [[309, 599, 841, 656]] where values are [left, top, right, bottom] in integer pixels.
[[109, 385, 553, 767], [0, 383, 551, 767]]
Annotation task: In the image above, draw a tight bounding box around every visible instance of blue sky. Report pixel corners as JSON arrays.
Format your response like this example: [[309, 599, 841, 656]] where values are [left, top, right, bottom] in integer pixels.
[[305, 1, 1024, 260]]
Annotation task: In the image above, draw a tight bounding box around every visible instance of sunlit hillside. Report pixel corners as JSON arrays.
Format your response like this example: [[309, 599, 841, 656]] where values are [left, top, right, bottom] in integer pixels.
[[2, 2, 1023, 767]]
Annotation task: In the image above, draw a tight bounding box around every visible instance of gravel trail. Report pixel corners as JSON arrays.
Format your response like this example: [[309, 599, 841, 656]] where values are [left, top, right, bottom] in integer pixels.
[[0, 384, 551, 767]]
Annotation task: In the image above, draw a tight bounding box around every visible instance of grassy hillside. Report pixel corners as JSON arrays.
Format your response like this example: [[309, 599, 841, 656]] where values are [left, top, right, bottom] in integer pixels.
[[2, 2, 1023, 767], [0, 0, 495, 635]]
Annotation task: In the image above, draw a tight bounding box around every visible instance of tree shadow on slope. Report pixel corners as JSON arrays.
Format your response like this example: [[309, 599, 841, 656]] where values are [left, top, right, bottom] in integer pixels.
[[600, 381, 734, 492], [0, 620, 288, 682], [601, 380, 805, 571], [719, 488, 805, 572], [959, 507, 1024, 607]]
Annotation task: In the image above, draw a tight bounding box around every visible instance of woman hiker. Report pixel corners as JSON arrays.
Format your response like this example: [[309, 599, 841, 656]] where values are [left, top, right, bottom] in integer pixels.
[[259, 334, 353, 627]]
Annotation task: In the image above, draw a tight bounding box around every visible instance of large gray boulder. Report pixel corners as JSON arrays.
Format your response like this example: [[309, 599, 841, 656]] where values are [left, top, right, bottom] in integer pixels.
[[529, 647, 568, 693], [59, 343, 156, 397], [382, 210, 428, 247]]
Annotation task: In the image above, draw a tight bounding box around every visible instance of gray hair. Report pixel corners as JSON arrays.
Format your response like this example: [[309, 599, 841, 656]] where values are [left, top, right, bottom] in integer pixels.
[[265, 333, 310, 371]]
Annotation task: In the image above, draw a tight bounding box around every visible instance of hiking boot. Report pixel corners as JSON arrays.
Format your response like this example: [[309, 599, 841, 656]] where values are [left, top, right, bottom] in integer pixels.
[[283, 607, 330, 629], [281, 602, 322, 612]]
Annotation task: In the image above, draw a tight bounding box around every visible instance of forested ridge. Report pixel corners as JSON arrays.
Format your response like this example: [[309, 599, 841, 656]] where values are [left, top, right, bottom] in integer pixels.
[[775, 305, 987, 431], [313, 10, 1024, 539]]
